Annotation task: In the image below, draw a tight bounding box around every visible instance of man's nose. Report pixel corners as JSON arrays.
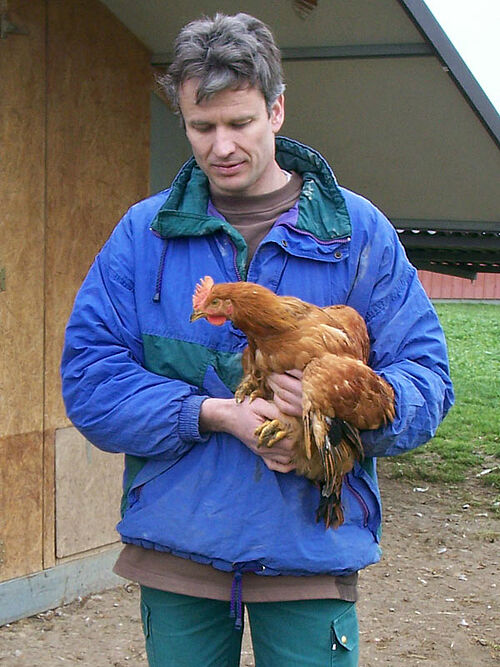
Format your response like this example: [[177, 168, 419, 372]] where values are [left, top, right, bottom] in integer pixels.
[[212, 129, 235, 158]]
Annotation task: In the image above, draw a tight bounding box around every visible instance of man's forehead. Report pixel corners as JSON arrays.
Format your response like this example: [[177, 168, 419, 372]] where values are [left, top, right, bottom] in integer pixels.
[[179, 79, 265, 108]]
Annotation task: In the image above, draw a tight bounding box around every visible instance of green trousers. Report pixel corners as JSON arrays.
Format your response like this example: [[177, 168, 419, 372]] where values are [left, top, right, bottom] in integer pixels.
[[140, 586, 359, 666]]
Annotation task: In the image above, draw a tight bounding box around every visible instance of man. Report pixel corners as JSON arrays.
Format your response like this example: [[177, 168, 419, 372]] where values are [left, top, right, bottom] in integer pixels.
[[61, 13, 454, 666]]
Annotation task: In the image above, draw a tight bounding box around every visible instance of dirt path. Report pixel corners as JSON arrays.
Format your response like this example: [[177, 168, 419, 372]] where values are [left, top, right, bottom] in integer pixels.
[[1, 461, 498, 666]]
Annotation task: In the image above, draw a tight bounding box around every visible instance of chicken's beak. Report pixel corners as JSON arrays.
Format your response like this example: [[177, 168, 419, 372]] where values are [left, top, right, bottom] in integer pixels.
[[190, 310, 206, 323]]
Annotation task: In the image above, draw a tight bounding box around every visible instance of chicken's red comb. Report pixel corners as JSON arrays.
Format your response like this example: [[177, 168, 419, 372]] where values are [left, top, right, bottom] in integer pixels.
[[192, 275, 214, 310]]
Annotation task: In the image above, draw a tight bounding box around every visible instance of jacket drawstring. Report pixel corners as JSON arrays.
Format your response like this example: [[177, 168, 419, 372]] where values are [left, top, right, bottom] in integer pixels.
[[152, 239, 168, 303], [230, 571, 244, 630], [229, 561, 263, 630]]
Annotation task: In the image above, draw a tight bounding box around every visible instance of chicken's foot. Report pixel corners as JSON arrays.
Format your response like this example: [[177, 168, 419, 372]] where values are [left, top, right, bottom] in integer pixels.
[[254, 419, 289, 448], [234, 375, 266, 404]]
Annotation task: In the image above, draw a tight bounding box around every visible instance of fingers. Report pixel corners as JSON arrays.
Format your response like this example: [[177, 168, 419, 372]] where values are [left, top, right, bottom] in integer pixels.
[[268, 370, 303, 391], [261, 450, 293, 465], [254, 433, 296, 458], [284, 369, 303, 380], [263, 458, 296, 474], [226, 397, 298, 474], [271, 391, 302, 417], [267, 372, 303, 417], [257, 434, 297, 474]]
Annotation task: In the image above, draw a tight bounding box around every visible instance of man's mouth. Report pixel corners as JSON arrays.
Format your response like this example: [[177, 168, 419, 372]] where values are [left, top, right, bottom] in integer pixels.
[[211, 162, 245, 176]]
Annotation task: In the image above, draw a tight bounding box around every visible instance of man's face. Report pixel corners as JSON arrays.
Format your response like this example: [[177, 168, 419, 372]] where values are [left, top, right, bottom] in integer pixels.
[[179, 79, 285, 197]]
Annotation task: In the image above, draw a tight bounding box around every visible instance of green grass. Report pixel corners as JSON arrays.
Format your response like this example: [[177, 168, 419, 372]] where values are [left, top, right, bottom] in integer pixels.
[[385, 302, 500, 491]]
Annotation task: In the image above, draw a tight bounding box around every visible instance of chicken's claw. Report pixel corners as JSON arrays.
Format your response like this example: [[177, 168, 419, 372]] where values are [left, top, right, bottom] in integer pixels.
[[254, 419, 288, 448], [235, 375, 264, 403], [249, 389, 267, 402], [234, 389, 246, 404]]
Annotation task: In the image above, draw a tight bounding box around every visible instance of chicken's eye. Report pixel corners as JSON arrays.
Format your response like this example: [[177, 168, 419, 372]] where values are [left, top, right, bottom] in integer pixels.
[[210, 298, 221, 306]]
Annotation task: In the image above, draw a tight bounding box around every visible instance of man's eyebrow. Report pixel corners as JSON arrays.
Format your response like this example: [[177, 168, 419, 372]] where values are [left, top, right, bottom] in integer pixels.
[[189, 114, 255, 127], [230, 115, 254, 123]]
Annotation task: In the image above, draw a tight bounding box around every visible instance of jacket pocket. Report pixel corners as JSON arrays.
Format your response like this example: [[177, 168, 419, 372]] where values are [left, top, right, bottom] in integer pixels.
[[342, 462, 381, 541], [202, 364, 235, 398], [125, 458, 182, 513]]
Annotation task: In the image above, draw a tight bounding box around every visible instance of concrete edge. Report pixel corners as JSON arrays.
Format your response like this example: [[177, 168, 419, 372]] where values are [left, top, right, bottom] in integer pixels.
[[0, 546, 125, 626]]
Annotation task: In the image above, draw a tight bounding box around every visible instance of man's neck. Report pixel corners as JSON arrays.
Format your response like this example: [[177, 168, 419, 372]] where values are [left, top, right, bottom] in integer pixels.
[[209, 161, 289, 199], [210, 171, 303, 266]]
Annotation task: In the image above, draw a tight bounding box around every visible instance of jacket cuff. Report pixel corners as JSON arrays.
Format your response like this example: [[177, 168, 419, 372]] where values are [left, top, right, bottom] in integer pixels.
[[178, 394, 210, 444]]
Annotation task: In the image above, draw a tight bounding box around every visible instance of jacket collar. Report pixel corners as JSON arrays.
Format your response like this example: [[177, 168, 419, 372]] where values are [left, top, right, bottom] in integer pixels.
[[150, 136, 351, 241]]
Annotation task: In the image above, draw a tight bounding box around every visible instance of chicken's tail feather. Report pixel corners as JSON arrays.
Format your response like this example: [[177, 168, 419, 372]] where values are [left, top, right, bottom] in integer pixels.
[[318, 432, 335, 497], [332, 418, 364, 463], [323, 418, 363, 477], [314, 417, 364, 529], [316, 487, 343, 529], [303, 409, 313, 460]]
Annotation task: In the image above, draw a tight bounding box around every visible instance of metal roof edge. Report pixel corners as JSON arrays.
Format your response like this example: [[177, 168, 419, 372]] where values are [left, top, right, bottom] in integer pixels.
[[392, 218, 500, 233], [152, 43, 434, 66], [399, 0, 500, 148]]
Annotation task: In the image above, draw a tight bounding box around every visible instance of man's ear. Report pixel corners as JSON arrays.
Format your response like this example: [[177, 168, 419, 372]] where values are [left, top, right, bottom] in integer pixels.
[[270, 94, 285, 134]]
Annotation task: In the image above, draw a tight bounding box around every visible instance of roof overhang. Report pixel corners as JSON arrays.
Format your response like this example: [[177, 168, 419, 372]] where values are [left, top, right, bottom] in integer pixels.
[[100, 0, 500, 278]]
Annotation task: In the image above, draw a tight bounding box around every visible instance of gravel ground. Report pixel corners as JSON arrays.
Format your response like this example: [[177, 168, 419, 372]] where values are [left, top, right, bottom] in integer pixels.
[[1, 461, 498, 666]]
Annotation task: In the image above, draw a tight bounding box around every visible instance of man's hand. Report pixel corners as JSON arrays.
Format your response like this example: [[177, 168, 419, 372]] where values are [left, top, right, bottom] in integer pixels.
[[267, 369, 303, 417], [199, 396, 297, 473]]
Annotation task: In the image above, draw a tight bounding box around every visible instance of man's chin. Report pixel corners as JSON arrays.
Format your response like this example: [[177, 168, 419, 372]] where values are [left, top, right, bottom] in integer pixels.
[[209, 177, 253, 197]]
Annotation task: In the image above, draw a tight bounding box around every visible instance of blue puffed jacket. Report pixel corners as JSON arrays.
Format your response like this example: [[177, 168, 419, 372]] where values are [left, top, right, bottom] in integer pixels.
[[61, 137, 454, 577]]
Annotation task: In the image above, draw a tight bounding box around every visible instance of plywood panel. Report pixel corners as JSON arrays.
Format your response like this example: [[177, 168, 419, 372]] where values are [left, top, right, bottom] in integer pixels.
[[0, 433, 44, 581], [44, 0, 151, 431], [55, 428, 123, 558], [0, 0, 46, 581], [43, 429, 56, 569], [0, 0, 45, 437]]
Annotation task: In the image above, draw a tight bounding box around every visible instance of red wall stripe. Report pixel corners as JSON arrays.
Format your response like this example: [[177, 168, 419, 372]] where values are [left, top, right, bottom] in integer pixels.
[[418, 271, 500, 299]]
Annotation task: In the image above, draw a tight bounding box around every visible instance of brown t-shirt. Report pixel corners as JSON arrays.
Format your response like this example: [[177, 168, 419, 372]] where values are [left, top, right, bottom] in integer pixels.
[[210, 170, 303, 265], [114, 546, 358, 602], [113, 172, 359, 603]]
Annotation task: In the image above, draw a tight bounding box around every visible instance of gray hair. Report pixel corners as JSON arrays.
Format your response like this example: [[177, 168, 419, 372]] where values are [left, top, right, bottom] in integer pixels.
[[159, 13, 285, 115]]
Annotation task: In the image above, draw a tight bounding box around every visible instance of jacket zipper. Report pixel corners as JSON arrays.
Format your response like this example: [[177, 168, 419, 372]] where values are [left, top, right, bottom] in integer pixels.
[[277, 222, 351, 246], [344, 476, 369, 527], [229, 238, 244, 281]]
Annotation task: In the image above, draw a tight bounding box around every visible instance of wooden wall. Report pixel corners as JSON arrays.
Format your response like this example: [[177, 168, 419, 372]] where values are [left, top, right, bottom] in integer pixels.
[[0, 0, 46, 582], [419, 271, 500, 300], [0, 0, 150, 583]]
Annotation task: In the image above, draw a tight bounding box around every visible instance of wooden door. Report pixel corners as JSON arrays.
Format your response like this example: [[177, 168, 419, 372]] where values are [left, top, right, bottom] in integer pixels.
[[0, 0, 46, 581]]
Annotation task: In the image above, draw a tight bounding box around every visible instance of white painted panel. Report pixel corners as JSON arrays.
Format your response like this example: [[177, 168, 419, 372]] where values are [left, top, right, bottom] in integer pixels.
[[101, 0, 423, 54], [282, 57, 500, 221]]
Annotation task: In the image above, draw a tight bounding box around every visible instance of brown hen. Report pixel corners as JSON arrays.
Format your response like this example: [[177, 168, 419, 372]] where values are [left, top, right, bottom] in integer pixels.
[[190, 276, 395, 528]]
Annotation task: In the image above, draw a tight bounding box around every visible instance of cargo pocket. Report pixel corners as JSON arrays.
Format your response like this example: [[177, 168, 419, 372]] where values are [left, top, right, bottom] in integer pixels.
[[140, 600, 157, 665], [330, 603, 359, 665]]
